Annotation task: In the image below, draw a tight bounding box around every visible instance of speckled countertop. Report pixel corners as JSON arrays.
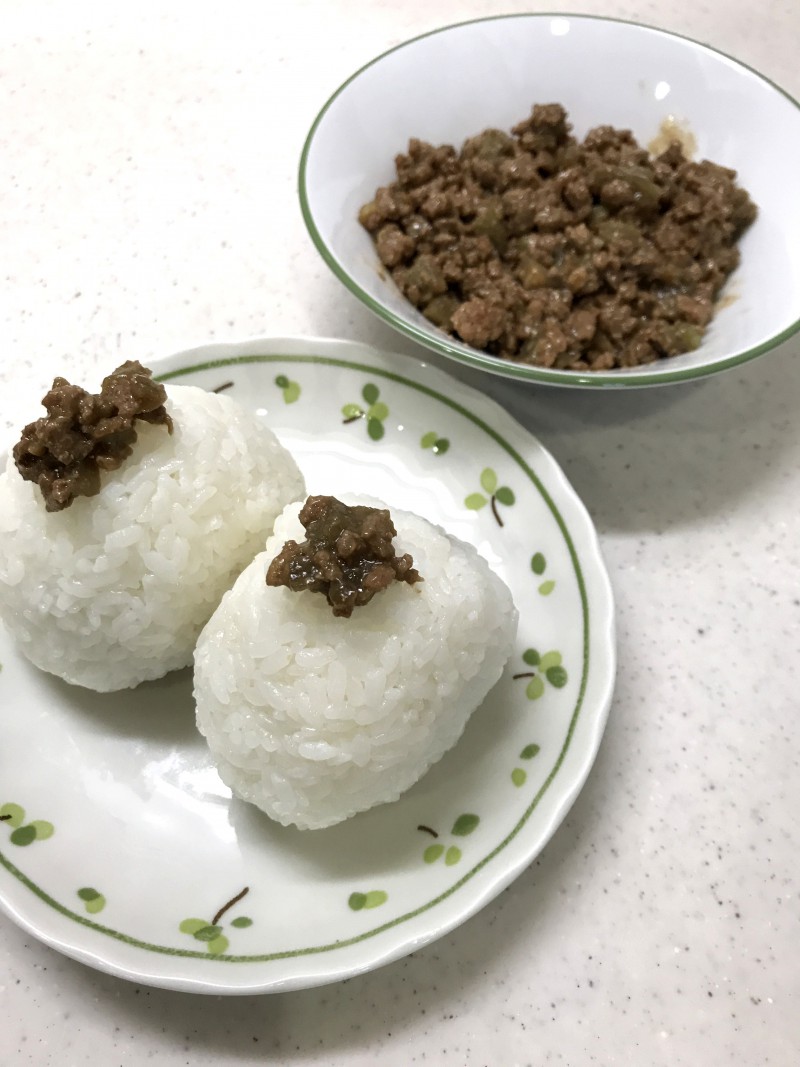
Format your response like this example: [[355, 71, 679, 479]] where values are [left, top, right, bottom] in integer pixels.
[[1, 1, 798, 1064]]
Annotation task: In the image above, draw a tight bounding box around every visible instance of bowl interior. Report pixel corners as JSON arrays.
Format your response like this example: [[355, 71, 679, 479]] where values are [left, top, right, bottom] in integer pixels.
[[301, 15, 800, 385]]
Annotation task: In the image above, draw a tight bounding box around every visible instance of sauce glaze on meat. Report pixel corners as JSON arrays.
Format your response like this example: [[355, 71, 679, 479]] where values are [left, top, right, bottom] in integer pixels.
[[13, 360, 172, 511], [359, 104, 757, 371], [266, 495, 422, 617]]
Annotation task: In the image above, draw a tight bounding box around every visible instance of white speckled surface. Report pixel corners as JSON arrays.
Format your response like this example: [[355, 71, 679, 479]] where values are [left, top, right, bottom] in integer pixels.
[[1, 1, 798, 1064]]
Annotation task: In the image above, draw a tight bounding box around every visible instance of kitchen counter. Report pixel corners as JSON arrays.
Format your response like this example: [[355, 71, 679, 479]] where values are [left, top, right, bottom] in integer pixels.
[[1, 2, 798, 1063]]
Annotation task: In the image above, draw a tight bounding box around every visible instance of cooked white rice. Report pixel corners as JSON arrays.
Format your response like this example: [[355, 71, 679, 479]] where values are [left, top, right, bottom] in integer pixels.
[[0, 386, 305, 691], [193, 499, 518, 830]]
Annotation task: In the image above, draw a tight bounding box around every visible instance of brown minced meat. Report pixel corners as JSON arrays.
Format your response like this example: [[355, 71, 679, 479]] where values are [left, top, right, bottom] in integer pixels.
[[359, 104, 757, 371], [13, 360, 173, 512], [266, 495, 422, 617]]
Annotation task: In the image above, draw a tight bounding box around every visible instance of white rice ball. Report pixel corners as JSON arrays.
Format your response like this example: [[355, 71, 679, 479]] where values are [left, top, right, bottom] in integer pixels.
[[0, 386, 305, 691], [194, 499, 518, 830]]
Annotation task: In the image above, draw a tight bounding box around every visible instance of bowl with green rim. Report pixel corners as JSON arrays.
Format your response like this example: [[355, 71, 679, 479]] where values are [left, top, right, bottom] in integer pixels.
[[299, 14, 800, 388]]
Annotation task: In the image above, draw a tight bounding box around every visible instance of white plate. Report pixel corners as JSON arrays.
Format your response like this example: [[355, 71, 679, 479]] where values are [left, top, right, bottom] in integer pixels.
[[0, 337, 615, 993]]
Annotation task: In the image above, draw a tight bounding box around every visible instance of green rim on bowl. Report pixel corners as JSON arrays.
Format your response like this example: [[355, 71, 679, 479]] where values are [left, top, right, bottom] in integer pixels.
[[298, 14, 800, 388]]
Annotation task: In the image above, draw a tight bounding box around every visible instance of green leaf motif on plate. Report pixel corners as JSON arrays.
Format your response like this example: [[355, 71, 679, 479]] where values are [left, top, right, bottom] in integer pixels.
[[343, 384, 388, 440], [179, 917, 207, 935], [349, 890, 387, 911], [10, 825, 36, 847], [465, 493, 487, 511], [419, 814, 479, 868], [193, 924, 224, 942], [526, 676, 545, 700], [515, 650, 568, 699], [452, 813, 480, 837], [367, 401, 389, 422], [511, 768, 527, 787], [520, 743, 541, 760], [546, 665, 568, 688], [275, 374, 301, 404], [530, 552, 555, 593], [0, 803, 25, 828], [177, 887, 252, 955], [421, 431, 450, 455], [466, 469, 515, 526], [2, 804, 54, 847], [77, 887, 106, 914], [480, 468, 498, 494]]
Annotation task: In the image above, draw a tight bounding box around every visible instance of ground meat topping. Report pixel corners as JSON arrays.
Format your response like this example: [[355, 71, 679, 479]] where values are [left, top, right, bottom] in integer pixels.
[[359, 104, 758, 371], [266, 495, 422, 617], [13, 360, 173, 512]]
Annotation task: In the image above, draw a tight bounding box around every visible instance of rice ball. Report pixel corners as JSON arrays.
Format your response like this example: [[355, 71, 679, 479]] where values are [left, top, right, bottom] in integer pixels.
[[0, 385, 305, 691], [194, 499, 518, 830]]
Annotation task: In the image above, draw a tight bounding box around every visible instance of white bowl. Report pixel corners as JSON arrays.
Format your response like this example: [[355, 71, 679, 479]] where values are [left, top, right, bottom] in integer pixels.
[[299, 15, 800, 388]]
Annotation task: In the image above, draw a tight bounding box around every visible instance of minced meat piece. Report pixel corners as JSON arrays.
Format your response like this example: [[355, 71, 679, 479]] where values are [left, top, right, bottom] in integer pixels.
[[451, 298, 506, 348], [266, 495, 422, 617], [13, 360, 173, 512], [359, 103, 757, 370]]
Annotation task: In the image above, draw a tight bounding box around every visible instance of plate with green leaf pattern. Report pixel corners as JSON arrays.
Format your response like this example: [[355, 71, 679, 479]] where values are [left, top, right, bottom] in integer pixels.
[[0, 336, 615, 993]]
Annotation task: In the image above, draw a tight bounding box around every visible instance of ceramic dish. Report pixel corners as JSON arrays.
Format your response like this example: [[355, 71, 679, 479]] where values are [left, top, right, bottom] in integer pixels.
[[0, 337, 615, 993], [299, 15, 800, 388]]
